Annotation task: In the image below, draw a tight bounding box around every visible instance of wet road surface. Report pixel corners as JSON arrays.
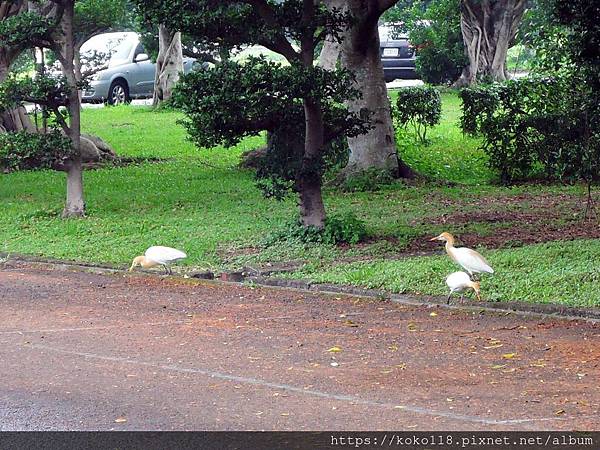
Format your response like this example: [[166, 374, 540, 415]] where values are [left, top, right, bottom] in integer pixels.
[[0, 261, 598, 430]]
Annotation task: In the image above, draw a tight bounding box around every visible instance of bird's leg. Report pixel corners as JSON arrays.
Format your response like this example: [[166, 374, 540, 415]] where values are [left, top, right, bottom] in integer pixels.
[[447, 293, 452, 304], [460, 294, 464, 301]]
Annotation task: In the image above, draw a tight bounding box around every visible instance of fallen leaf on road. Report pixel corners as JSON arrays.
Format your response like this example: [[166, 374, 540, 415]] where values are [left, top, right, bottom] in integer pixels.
[[327, 346, 342, 353], [484, 343, 503, 349], [388, 344, 399, 352], [429, 312, 438, 317], [491, 364, 507, 370], [343, 319, 359, 327], [330, 362, 339, 367], [502, 353, 516, 359], [555, 409, 565, 416], [114, 417, 127, 423], [407, 322, 418, 332]]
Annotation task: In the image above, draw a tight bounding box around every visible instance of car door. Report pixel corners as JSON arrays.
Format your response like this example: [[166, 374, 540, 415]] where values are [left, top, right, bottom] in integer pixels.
[[130, 43, 156, 97]]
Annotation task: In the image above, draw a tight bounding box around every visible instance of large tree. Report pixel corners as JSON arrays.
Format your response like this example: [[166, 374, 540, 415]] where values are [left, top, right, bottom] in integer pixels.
[[152, 24, 183, 105], [455, 0, 527, 86], [338, 0, 415, 178], [0, 0, 86, 217], [319, 0, 415, 179], [135, 0, 367, 228]]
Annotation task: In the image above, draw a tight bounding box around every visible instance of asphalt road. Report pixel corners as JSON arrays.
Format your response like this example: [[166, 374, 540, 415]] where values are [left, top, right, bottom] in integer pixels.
[[0, 261, 598, 431]]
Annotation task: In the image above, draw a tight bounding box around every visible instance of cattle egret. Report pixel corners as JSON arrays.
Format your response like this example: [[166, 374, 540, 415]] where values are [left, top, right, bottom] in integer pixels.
[[129, 246, 187, 275], [430, 232, 494, 278], [446, 271, 481, 303]]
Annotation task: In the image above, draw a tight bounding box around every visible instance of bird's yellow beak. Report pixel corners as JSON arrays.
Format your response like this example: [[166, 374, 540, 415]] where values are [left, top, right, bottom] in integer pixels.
[[430, 235, 441, 241]]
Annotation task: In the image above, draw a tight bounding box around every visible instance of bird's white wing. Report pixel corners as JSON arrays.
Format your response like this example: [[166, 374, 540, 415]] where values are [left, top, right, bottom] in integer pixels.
[[145, 246, 187, 264], [453, 248, 494, 273]]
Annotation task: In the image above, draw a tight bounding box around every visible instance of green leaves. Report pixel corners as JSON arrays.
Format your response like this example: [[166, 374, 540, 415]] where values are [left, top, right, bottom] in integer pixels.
[[0, 74, 70, 111], [264, 212, 368, 246], [0, 12, 54, 48], [393, 85, 441, 144], [0, 130, 73, 172], [172, 57, 368, 199], [459, 75, 600, 186]]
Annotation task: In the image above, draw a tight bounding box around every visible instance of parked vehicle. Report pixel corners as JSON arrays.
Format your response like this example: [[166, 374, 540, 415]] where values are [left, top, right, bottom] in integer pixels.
[[82, 32, 198, 104], [379, 26, 417, 81]]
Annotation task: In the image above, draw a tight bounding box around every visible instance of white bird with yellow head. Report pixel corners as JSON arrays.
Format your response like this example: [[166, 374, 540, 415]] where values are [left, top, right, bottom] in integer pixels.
[[430, 232, 494, 278], [129, 246, 187, 275]]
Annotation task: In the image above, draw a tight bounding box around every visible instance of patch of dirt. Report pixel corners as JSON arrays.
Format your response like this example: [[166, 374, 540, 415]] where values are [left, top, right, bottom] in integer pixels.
[[424, 210, 556, 226], [405, 221, 600, 253], [406, 191, 599, 252], [220, 191, 599, 269]]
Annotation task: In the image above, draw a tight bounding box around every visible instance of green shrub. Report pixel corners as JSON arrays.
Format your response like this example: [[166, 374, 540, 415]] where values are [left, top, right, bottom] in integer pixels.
[[266, 212, 368, 246], [0, 130, 73, 172], [459, 75, 600, 186], [459, 84, 501, 135], [393, 85, 442, 143]]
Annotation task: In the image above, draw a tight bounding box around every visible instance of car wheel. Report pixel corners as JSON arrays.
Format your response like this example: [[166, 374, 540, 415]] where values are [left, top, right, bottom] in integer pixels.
[[107, 80, 130, 106]]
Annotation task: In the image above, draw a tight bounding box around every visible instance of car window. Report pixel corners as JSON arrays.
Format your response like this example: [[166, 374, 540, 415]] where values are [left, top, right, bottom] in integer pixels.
[[133, 43, 145, 57], [109, 39, 135, 67]]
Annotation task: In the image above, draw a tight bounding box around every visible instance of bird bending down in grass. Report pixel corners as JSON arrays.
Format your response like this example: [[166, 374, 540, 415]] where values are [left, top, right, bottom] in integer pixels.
[[129, 246, 187, 275], [446, 271, 481, 304], [430, 232, 494, 278]]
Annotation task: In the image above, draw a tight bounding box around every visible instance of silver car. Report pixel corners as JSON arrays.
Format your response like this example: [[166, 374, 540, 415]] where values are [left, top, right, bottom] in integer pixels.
[[82, 33, 197, 104]]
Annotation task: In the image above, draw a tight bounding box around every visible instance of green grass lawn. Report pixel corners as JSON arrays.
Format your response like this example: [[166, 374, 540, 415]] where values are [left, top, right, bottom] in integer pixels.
[[1, 93, 598, 307], [389, 90, 490, 184], [289, 239, 600, 307]]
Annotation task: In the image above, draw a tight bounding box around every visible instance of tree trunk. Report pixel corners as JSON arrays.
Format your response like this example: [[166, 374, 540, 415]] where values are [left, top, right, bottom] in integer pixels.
[[455, 0, 526, 86], [153, 24, 184, 106], [0, 31, 35, 133], [59, 1, 85, 217], [338, 0, 414, 179], [297, 98, 327, 228], [74, 46, 83, 104]]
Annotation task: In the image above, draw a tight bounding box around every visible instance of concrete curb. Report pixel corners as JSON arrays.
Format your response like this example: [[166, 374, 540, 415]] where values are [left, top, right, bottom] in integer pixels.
[[2, 253, 599, 323], [246, 276, 600, 323]]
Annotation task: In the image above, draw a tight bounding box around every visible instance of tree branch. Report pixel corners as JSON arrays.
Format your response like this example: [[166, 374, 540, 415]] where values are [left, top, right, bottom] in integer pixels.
[[376, 0, 400, 15], [243, 0, 300, 62]]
